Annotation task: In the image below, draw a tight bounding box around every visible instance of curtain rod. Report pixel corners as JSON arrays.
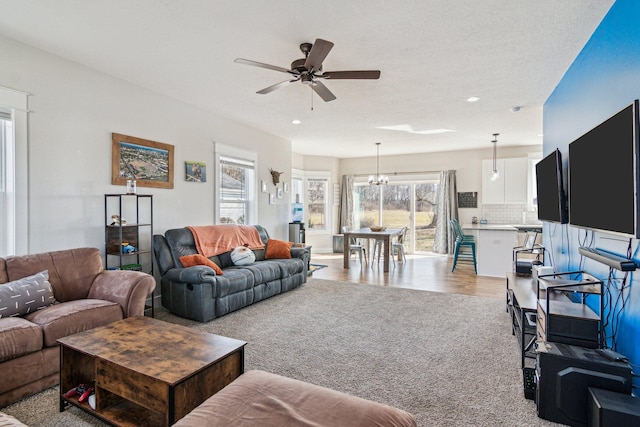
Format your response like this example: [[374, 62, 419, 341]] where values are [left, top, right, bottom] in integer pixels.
[[352, 170, 441, 177]]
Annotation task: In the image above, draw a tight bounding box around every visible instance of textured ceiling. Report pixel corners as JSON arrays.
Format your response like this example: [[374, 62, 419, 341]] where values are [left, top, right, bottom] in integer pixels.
[[0, 0, 614, 158]]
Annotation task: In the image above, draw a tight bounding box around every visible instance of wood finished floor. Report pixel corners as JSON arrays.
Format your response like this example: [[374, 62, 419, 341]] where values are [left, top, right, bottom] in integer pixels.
[[309, 252, 505, 299]]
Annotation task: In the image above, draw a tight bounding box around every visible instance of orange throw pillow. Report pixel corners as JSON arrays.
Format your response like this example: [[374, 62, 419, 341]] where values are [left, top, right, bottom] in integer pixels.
[[179, 254, 223, 275], [265, 239, 293, 259]]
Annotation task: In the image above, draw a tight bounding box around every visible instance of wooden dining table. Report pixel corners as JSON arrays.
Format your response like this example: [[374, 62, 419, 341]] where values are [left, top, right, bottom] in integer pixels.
[[343, 228, 402, 272]]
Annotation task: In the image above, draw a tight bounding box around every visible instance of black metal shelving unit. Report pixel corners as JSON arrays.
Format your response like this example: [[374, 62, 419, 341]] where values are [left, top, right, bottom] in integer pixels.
[[104, 194, 154, 317]]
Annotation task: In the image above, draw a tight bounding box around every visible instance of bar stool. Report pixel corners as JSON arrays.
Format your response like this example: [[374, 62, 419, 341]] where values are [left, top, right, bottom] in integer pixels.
[[450, 219, 477, 273]]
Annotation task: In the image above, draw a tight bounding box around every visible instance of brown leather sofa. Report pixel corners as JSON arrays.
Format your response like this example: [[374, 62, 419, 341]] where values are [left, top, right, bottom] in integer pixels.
[[0, 247, 156, 408]]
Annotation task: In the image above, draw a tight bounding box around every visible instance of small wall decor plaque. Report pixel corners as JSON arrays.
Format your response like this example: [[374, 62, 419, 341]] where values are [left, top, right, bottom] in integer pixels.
[[457, 192, 478, 208], [185, 161, 206, 182]]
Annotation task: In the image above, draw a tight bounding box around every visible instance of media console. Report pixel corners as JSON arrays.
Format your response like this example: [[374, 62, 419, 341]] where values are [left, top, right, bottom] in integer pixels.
[[506, 271, 604, 400]]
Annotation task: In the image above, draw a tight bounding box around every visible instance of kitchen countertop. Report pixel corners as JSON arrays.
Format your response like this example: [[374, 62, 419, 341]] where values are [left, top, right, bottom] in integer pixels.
[[462, 223, 543, 231]]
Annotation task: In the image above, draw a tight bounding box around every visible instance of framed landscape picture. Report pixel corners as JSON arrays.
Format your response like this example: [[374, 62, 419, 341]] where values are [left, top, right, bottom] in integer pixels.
[[112, 133, 174, 189]]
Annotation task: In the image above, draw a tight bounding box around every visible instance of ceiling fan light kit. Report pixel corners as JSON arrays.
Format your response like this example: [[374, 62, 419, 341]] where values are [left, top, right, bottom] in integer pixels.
[[234, 38, 380, 102], [368, 142, 388, 186]]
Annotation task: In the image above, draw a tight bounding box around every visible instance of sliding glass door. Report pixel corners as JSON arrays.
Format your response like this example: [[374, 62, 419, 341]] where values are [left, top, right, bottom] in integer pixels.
[[354, 175, 439, 253], [414, 182, 439, 253]]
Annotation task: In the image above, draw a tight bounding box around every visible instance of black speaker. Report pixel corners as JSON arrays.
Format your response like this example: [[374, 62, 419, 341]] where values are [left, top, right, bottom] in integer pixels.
[[536, 343, 632, 426], [588, 388, 640, 427]]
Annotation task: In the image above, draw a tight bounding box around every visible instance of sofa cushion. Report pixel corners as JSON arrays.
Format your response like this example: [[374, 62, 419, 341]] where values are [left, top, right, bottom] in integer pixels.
[[272, 258, 306, 277], [0, 317, 43, 363], [265, 239, 293, 259], [24, 299, 123, 347], [0, 270, 56, 317], [240, 261, 284, 283], [179, 254, 223, 275], [0, 258, 7, 284], [214, 269, 255, 298], [4, 248, 103, 302]]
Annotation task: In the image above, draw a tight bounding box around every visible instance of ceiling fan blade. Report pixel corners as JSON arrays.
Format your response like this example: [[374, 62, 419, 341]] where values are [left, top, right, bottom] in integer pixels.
[[234, 58, 297, 75], [256, 78, 299, 95], [311, 81, 336, 102], [304, 38, 334, 73], [319, 70, 381, 79]]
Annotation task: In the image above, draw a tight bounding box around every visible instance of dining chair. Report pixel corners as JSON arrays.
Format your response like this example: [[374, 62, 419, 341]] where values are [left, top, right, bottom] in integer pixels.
[[342, 226, 368, 265], [450, 219, 477, 273], [372, 227, 408, 265], [391, 226, 408, 263]]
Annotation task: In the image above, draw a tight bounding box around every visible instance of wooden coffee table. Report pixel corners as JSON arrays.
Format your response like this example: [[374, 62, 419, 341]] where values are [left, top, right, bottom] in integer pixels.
[[57, 316, 246, 426]]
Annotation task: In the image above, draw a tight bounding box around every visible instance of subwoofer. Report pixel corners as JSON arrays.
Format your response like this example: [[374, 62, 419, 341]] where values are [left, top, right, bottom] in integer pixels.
[[536, 342, 632, 427]]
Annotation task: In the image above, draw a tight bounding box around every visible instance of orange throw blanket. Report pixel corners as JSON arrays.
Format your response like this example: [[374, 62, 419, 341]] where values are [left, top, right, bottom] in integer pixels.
[[187, 225, 265, 257]]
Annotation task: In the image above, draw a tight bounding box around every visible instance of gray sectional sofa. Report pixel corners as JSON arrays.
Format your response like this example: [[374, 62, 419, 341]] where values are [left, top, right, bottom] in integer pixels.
[[153, 225, 308, 322]]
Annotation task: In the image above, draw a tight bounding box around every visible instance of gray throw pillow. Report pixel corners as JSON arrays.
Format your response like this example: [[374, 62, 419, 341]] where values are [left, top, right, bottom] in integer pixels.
[[0, 270, 56, 317]]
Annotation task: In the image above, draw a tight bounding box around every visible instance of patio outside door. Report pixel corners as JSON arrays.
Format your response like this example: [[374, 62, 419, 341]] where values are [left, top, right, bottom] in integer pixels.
[[354, 176, 439, 254]]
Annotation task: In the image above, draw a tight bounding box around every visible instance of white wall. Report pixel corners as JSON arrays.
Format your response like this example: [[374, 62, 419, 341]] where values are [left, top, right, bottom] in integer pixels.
[[0, 34, 293, 254]]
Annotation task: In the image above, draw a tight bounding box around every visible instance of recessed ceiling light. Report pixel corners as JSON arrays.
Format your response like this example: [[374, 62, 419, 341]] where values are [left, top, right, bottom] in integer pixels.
[[291, 119, 301, 125], [467, 96, 480, 102]]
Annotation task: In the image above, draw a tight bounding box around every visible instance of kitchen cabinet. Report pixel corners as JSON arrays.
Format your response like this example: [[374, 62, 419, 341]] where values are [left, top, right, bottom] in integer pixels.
[[463, 224, 518, 277], [482, 157, 528, 204]]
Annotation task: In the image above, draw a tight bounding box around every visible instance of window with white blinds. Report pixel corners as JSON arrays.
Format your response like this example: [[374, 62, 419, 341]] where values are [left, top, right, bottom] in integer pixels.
[[218, 154, 256, 225]]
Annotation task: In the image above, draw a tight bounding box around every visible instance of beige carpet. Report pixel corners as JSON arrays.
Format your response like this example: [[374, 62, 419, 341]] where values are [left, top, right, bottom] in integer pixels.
[[2, 278, 559, 426]]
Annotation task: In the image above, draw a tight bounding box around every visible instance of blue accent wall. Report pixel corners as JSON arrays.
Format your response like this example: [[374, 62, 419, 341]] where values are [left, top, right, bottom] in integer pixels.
[[544, 0, 640, 392]]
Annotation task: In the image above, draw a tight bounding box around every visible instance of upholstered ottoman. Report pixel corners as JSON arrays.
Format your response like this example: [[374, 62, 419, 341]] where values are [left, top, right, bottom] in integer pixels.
[[174, 369, 417, 427]]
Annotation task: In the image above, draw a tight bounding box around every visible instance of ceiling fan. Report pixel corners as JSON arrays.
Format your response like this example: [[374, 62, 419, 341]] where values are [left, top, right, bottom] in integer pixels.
[[234, 38, 380, 102]]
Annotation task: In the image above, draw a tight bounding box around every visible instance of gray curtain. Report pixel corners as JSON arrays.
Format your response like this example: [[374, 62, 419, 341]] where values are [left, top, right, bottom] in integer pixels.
[[433, 170, 458, 254], [338, 175, 354, 233]]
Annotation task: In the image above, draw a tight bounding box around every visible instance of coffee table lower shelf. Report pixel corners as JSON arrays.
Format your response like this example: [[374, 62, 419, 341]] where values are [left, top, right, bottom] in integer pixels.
[[61, 395, 165, 427]]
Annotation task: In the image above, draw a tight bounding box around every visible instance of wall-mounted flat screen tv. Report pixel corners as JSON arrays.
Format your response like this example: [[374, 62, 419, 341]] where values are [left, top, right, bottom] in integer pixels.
[[536, 149, 568, 224], [568, 100, 640, 238]]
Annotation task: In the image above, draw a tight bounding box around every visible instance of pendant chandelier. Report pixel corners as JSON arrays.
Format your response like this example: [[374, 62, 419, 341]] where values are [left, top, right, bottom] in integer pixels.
[[368, 142, 389, 185], [490, 133, 500, 181]]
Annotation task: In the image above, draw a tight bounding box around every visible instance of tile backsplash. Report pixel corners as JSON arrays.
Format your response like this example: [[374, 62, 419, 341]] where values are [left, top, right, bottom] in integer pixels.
[[482, 204, 541, 225]]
